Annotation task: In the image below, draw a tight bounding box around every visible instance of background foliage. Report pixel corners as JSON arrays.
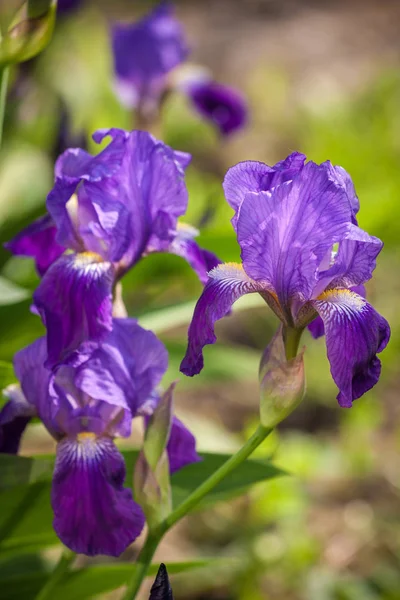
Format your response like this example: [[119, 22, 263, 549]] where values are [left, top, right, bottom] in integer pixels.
[[0, 0, 399, 598]]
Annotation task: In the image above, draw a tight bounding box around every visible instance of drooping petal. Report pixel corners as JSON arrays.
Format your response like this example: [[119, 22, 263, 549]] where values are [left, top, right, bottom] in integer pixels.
[[33, 253, 114, 368], [313, 289, 390, 407], [223, 152, 306, 228], [52, 435, 145, 556], [185, 80, 247, 135], [167, 416, 201, 473], [73, 318, 168, 417], [308, 284, 366, 339], [111, 2, 189, 109], [153, 223, 220, 284], [181, 263, 264, 376], [237, 162, 353, 311], [0, 386, 35, 453], [327, 163, 359, 220], [4, 214, 65, 276]]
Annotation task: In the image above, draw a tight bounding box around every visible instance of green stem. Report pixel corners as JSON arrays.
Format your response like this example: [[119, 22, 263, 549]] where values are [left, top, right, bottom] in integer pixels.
[[0, 66, 9, 148], [122, 424, 272, 599], [283, 326, 303, 360], [35, 549, 75, 600], [121, 532, 163, 600]]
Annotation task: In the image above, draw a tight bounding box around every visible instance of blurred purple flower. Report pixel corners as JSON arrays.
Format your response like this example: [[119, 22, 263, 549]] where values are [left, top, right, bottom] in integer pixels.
[[112, 2, 189, 112], [111, 2, 248, 135], [57, 0, 82, 15], [181, 154, 390, 408], [6, 128, 219, 368], [0, 318, 200, 556], [183, 79, 247, 136]]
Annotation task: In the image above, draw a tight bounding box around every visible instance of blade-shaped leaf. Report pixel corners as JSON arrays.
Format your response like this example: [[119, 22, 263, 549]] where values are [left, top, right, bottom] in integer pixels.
[[0, 454, 53, 491]]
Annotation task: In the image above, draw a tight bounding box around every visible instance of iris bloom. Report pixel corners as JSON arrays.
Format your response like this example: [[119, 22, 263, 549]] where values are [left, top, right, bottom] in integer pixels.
[[111, 2, 247, 135], [6, 128, 218, 368], [0, 318, 199, 556], [181, 153, 390, 407]]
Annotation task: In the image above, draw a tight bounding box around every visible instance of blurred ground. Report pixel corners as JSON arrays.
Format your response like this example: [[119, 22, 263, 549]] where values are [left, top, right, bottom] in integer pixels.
[[2, 0, 400, 599]]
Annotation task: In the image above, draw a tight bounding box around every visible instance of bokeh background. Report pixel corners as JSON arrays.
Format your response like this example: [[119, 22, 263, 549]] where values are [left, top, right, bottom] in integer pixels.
[[1, 0, 400, 598]]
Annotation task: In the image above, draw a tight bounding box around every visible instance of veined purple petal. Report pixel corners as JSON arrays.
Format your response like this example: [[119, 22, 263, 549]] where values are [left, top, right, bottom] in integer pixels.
[[308, 284, 366, 339], [111, 2, 189, 109], [223, 153, 306, 229], [185, 80, 247, 136], [313, 289, 390, 407], [316, 224, 383, 295], [328, 163, 359, 220], [71, 318, 168, 417], [13, 338, 59, 435], [86, 130, 189, 268], [33, 253, 114, 368], [181, 263, 264, 376], [0, 385, 35, 453], [5, 215, 65, 276], [237, 162, 353, 312], [155, 223, 220, 284], [52, 435, 145, 556], [167, 416, 201, 473]]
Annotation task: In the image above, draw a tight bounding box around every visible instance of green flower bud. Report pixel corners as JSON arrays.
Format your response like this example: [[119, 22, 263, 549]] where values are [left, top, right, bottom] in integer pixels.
[[0, 0, 57, 67], [133, 384, 175, 529], [259, 327, 305, 428]]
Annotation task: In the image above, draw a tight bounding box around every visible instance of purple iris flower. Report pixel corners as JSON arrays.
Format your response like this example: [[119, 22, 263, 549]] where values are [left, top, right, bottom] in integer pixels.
[[111, 2, 248, 136], [181, 153, 390, 408], [112, 2, 189, 112], [0, 318, 200, 556], [5, 128, 219, 368], [57, 0, 82, 14]]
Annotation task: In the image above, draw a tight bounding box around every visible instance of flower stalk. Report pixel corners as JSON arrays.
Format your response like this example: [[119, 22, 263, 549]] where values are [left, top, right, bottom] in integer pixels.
[[35, 548, 75, 600], [0, 66, 9, 148]]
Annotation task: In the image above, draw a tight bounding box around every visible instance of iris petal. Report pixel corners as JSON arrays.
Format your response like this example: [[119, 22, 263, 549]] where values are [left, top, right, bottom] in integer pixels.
[[180, 263, 264, 376], [4, 215, 65, 276], [33, 253, 114, 368], [313, 289, 390, 407], [0, 386, 35, 454], [52, 435, 145, 556], [167, 416, 201, 473]]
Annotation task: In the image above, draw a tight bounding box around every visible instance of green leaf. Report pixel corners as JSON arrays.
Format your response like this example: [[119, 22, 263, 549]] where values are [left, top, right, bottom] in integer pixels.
[[0, 482, 57, 554], [171, 453, 283, 508], [0, 560, 213, 600], [0, 450, 282, 554], [0, 454, 53, 491], [0, 276, 30, 305]]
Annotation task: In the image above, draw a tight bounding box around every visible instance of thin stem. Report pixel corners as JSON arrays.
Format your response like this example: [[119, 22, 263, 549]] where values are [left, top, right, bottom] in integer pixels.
[[122, 424, 272, 600], [0, 66, 9, 148], [283, 326, 303, 360], [121, 532, 163, 600], [35, 549, 75, 600], [165, 424, 272, 529]]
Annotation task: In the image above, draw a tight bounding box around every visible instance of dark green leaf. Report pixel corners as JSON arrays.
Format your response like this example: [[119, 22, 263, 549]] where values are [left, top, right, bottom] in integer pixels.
[[0, 454, 53, 491]]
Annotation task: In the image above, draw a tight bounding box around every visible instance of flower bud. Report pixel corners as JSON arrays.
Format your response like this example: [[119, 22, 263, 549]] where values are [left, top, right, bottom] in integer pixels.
[[0, 0, 57, 67], [133, 384, 175, 529], [259, 327, 305, 428]]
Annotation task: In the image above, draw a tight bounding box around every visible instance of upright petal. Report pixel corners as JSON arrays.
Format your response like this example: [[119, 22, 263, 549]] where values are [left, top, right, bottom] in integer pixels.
[[0, 386, 35, 454], [73, 318, 168, 416], [223, 153, 306, 228], [86, 130, 189, 268], [33, 253, 114, 368], [237, 162, 353, 311], [167, 417, 201, 473], [4, 215, 65, 276], [185, 80, 247, 135], [111, 2, 189, 108], [52, 435, 145, 556], [313, 289, 390, 407], [316, 224, 383, 294], [13, 338, 58, 434], [181, 263, 264, 376]]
